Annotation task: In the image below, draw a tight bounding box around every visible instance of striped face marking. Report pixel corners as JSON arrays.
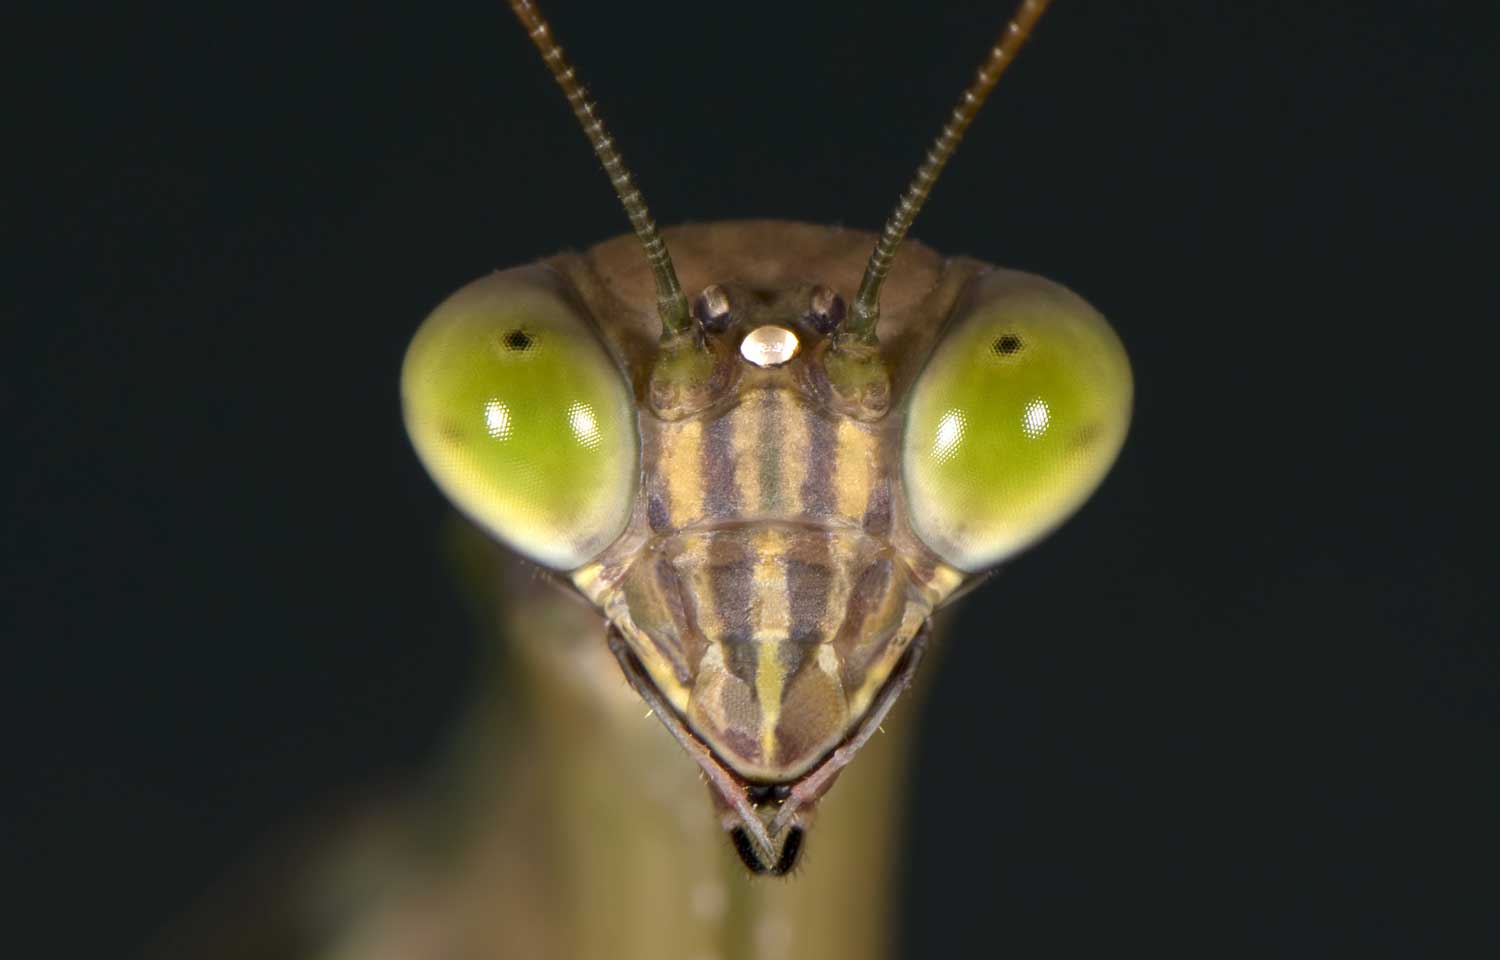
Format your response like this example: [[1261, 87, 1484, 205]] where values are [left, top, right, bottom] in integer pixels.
[[572, 277, 967, 789]]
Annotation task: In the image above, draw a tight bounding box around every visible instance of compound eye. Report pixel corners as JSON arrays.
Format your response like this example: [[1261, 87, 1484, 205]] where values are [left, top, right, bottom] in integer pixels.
[[901, 270, 1132, 571], [401, 266, 638, 569]]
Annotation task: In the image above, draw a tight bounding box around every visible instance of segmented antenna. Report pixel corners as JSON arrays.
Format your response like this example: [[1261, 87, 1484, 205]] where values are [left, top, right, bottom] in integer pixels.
[[847, 0, 1055, 342], [508, 0, 692, 336]]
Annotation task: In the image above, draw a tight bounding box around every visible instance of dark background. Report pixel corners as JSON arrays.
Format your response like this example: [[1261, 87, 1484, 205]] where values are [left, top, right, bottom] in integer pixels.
[[7, 0, 1495, 955]]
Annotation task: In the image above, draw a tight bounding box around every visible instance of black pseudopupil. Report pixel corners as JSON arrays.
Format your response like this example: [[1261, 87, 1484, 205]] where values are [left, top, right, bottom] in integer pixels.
[[992, 333, 1024, 355], [504, 329, 534, 351]]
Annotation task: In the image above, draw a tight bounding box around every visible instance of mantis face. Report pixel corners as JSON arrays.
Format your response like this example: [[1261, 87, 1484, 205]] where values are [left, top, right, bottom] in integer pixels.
[[401, 1, 1131, 874]]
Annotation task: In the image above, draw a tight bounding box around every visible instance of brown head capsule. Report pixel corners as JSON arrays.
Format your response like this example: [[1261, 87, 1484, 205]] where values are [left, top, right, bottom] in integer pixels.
[[407, 0, 1120, 876]]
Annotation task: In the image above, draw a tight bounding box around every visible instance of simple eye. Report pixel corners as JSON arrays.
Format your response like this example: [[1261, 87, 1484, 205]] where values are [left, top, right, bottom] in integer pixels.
[[901, 270, 1132, 571], [401, 266, 639, 569]]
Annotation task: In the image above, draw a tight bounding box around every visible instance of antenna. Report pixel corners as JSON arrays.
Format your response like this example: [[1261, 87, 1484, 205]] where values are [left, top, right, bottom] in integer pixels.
[[508, 0, 693, 337], [847, 0, 1055, 342]]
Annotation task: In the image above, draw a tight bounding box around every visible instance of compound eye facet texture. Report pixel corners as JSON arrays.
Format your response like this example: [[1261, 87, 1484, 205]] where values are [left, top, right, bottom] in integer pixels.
[[902, 270, 1132, 571], [402, 266, 638, 570]]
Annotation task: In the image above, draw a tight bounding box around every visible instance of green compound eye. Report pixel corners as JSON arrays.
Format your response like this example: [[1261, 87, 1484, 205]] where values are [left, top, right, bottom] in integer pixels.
[[902, 270, 1132, 572], [402, 266, 639, 570]]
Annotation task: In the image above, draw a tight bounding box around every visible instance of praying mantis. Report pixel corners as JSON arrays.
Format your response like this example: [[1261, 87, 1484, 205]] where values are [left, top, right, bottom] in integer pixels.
[[392, 0, 1130, 954]]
